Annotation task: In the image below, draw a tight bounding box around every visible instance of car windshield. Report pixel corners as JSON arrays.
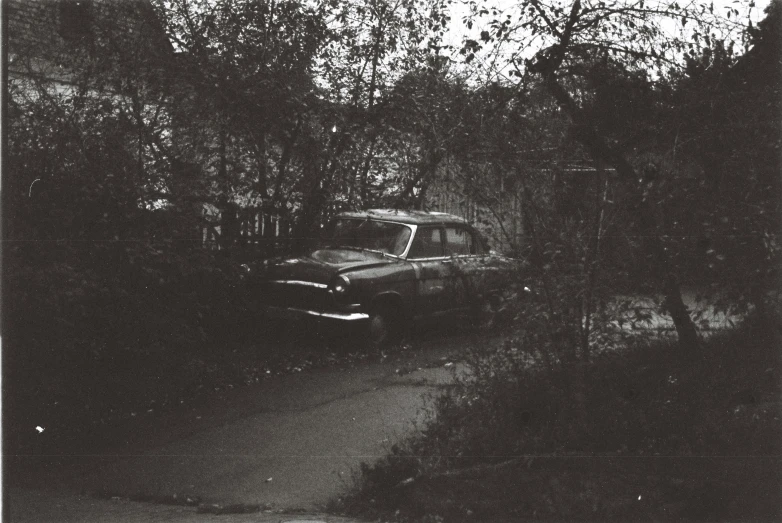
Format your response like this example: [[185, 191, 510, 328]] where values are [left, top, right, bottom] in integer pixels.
[[320, 219, 412, 256]]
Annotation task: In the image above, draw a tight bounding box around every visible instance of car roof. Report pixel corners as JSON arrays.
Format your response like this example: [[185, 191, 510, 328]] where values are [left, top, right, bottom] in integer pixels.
[[336, 209, 469, 226]]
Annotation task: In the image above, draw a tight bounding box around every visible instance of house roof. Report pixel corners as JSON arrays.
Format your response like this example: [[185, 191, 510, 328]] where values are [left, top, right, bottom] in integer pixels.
[[337, 209, 469, 225]]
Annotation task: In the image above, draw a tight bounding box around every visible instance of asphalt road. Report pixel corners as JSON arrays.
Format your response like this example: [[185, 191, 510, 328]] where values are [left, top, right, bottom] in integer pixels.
[[7, 334, 475, 521], [6, 291, 734, 521]]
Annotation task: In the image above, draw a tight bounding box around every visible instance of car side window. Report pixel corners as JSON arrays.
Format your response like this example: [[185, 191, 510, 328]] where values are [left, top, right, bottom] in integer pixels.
[[444, 226, 479, 256], [408, 227, 444, 259]]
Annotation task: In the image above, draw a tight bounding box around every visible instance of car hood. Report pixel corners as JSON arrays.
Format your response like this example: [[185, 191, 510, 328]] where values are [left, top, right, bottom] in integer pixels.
[[263, 248, 396, 284]]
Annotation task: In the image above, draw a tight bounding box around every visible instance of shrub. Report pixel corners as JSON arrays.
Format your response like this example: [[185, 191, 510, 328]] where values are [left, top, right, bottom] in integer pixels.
[[337, 314, 781, 521]]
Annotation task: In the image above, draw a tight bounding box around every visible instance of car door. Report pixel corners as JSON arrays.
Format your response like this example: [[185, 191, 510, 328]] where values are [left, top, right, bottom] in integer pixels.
[[406, 226, 457, 315], [442, 225, 491, 309]]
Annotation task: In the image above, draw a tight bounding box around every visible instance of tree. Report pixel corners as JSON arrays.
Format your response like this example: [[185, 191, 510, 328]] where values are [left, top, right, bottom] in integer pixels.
[[458, 0, 756, 352], [661, 0, 781, 318], [3, 0, 225, 430], [377, 62, 475, 209], [155, 0, 329, 249], [156, 0, 447, 252]]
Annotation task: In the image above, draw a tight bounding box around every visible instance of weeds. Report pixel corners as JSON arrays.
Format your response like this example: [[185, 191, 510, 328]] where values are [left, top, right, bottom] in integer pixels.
[[336, 315, 781, 522]]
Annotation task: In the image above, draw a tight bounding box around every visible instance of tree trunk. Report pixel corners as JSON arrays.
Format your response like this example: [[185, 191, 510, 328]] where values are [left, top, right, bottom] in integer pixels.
[[218, 125, 237, 250], [395, 147, 442, 207], [358, 137, 378, 205], [292, 130, 351, 253], [256, 131, 267, 204], [272, 118, 301, 212], [358, 12, 384, 204], [542, 76, 700, 353], [580, 172, 609, 361]]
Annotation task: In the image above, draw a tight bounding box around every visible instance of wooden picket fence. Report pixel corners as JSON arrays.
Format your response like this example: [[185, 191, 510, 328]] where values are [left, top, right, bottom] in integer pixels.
[[202, 208, 294, 256]]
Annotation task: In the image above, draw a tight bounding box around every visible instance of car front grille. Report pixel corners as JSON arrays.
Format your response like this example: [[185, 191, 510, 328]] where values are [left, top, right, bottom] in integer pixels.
[[262, 281, 334, 311]]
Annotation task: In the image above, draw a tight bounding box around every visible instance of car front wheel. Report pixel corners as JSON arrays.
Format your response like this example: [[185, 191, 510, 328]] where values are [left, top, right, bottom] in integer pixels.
[[367, 303, 403, 348]]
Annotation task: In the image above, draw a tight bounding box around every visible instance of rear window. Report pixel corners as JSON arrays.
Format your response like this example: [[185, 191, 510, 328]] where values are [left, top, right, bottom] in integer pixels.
[[444, 226, 480, 255], [408, 227, 444, 259]]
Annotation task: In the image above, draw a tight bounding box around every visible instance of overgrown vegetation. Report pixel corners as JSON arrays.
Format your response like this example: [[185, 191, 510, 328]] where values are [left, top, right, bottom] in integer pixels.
[[335, 315, 781, 521], [327, 4, 781, 517], [3, 2, 779, 510]]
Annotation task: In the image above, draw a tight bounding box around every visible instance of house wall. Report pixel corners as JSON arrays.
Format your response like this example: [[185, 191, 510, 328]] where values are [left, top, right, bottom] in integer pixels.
[[8, 0, 172, 87], [426, 161, 526, 254], [427, 159, 611, 255]]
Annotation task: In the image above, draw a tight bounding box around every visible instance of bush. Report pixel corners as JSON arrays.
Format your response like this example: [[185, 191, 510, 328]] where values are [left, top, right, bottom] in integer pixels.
[[2, 79, 278, 453], [3, 234, 259, 453], [337, 315, 781, 521]]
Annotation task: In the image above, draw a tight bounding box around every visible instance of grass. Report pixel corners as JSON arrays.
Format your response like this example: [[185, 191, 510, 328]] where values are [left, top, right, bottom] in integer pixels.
[[333, 315, 782, 522]]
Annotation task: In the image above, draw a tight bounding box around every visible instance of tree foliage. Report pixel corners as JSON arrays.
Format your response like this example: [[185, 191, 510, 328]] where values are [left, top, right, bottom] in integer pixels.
[[663, 1, 781, 312], [3, 0, 776, 450], [453, 0, 770, 351]]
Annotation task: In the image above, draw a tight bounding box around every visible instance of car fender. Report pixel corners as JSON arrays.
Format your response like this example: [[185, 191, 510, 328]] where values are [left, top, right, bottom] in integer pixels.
[[370, 291, 406, 314], [340, 263, 416, 314]]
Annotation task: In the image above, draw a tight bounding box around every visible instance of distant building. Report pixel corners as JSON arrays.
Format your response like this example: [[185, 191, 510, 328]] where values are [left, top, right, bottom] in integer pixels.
[[5, 0, 177, 241], [7, 0, 173, 91], [426, 147, 611, 253]]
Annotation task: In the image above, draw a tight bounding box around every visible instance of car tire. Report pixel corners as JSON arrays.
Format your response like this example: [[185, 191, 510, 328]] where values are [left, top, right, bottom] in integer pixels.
[[367, 303, 403, 348]]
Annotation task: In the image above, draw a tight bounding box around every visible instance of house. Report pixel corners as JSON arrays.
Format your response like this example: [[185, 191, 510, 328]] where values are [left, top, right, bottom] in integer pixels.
[[5, 0, 183, 245], [426, 147, 610, 254], [7, 0, 173, 92]]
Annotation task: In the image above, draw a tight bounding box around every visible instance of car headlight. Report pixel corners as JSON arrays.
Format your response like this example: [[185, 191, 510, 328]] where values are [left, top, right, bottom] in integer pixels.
[[330, 274, 351, 296]]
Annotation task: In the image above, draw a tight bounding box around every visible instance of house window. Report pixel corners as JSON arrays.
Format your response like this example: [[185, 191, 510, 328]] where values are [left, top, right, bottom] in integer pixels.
[[59, 0, 93, 42]]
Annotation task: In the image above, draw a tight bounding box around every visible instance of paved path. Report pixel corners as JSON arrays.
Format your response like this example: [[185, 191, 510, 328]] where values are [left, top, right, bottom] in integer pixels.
[[7, 340, 469, 522], [7, 488, 360, 523], [7, 291, 733, 522]]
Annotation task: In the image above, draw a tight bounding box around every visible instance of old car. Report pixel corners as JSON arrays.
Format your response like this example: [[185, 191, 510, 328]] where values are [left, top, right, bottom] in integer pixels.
[[249, 209, 524, 345]]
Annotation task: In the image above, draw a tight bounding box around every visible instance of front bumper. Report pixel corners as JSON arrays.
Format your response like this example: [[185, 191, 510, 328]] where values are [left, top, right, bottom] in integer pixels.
[[262, 305, 369, 321], [259, 279, 369, 322]]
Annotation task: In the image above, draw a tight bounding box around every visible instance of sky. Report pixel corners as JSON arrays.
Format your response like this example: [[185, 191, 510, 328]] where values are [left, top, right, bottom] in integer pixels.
[[443, 0, 772, 44], [437, 0, 772, 81]]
